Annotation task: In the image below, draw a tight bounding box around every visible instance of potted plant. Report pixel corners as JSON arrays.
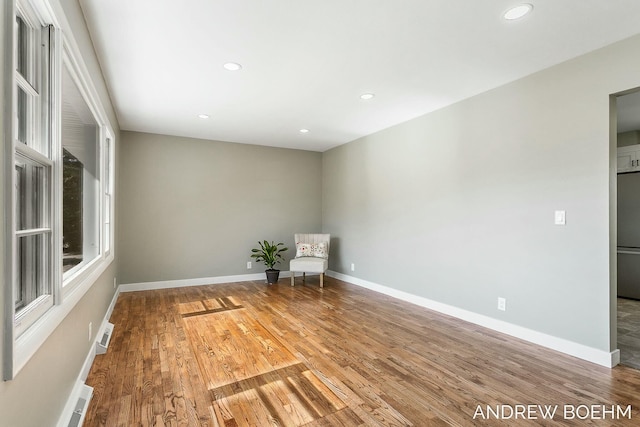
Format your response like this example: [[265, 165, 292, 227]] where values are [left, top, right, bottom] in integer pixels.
[[250, 240, 288, 284]]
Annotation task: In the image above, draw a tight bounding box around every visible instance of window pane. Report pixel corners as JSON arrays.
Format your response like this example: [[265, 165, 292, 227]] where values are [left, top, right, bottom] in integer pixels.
[[105, 138, 112, 186], [17, 86, 28, 145], [15, 234, 50, 311], [62, 148, 84, 271], [15, 156, 46, 231], [15, 163, 25, 230], [16, 16, 28, 78], [104, 193, 111, 252], [104, 137, 112, 253], [105, 194, 111, 223], [15, 237, 24, 309], [104, 223, 110, 253], [62, 65, 100, 274]]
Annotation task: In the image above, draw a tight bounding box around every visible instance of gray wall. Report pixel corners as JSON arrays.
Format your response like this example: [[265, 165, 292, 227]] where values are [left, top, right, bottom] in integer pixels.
[[323, 34, 640, 352], [0, 0, 119, 425], [118, 131, 322, 284], [1, 4, 638, 424]]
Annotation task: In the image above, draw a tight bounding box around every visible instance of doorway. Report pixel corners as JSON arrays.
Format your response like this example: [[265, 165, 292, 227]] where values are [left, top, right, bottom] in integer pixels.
[[614, 89, 640, 369]]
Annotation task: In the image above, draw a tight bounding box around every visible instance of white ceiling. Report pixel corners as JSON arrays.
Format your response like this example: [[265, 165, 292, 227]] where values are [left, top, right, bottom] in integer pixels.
[[80, 0, 640, 152]]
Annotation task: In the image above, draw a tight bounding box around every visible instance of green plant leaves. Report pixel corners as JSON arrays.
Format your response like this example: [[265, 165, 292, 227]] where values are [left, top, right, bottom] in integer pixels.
[[249, 240, 288, 269]]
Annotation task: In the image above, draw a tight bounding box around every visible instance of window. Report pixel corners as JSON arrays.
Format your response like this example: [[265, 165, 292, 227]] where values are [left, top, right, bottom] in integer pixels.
[[13, 5, 54, 335], [14, 155, 51, 312], [4, 0, 116, 380], [61, 64, 100, 276]]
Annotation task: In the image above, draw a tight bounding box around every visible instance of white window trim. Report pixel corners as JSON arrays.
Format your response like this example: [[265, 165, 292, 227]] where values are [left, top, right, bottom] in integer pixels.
[[3, 0, 116, 380], [10, 0, 56, 353], [59, 43, 106, 293], [2, 0, 16, 382], [103, 132, 114, 256]]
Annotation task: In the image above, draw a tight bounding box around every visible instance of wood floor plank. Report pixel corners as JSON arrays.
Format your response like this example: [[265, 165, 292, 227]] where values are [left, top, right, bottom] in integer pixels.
[[85, 278, 640, 426]]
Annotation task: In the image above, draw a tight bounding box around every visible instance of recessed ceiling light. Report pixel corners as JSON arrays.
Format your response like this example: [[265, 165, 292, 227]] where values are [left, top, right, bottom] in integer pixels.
[[299, 129, 310, 134], [223, 62, 242, 71], [503, 4, 533, 20], [197, 114, 210, 119], [360, 93, 375, 100]]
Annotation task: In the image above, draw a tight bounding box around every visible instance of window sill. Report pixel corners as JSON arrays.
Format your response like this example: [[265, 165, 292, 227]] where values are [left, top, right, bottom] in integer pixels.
[[62, 254, 102, 297]]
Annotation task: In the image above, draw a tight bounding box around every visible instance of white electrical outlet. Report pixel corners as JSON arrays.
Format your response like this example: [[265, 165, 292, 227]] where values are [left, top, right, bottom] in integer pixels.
[[498, 297, 506, 311], [247, 261, 252, 269], [350, 263, 355, 272], [88, 322, 92, 341], [554, 210, 566, 225]]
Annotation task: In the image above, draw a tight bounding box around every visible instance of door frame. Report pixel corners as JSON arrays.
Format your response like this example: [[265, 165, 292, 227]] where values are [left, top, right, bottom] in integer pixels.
[[610, 87, 640, 367]]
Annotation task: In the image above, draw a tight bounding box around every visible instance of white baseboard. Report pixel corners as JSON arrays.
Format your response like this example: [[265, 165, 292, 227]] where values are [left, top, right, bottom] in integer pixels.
[[57, 287, 120, 427], [103, 286, 120, 325], [56, 381, 93, 427], [103, 271, 619, 369], [119, 271, 296, 292], [59, 269, 617, 427], [326, 270, 619, 368], [77, 289, 119, 381]]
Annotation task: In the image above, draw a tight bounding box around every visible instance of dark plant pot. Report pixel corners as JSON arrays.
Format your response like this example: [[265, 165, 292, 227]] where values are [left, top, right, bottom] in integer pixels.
[[265, 269, 280, 284]]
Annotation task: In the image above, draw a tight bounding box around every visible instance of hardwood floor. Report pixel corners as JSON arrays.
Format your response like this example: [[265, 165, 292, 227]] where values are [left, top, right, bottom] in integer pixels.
[[85, 277, 640, 426], [618, 297, 640, 369]]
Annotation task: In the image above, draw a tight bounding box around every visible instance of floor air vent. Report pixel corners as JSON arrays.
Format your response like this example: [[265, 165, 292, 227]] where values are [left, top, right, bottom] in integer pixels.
[[66, 384, 93, 427], [96, 322, 114, 355]]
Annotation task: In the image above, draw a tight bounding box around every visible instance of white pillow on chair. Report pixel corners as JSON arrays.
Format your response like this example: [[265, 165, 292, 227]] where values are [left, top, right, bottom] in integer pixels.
[[295, 242, 329, 259], [311, 242, 328, 259], [295, 242, 313, 258]]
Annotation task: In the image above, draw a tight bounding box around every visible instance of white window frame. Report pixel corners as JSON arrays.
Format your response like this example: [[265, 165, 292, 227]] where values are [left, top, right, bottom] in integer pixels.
[[3, 0, 116, 380], [12, 0, 55, 340], [13, 152, 54, 337], [59, 45, 104, 294], [103, 133, 114, 256]]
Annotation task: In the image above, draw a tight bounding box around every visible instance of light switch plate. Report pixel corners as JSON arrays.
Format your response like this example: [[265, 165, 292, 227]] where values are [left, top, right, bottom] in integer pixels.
[[554, 210, 566, 225]]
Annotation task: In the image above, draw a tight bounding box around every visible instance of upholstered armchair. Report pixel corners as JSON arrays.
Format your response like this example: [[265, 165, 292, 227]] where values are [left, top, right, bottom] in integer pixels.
[[289, 233, 330, 288]]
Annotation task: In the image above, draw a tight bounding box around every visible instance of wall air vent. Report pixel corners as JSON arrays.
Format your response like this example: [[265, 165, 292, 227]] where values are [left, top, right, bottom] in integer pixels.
[[65, 383, 93, 427], [96, 322, 114, 355]]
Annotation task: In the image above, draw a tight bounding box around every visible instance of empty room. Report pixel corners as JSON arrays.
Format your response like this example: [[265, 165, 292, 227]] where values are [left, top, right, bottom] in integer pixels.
[[3, 0, 640, 426]]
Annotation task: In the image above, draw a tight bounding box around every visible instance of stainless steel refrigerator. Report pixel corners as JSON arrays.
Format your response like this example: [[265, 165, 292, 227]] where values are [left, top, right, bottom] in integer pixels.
[[618, 172, 640, 299]]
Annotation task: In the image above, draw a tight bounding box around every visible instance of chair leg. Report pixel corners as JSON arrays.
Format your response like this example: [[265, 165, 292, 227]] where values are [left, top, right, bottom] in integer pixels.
[[320, 273, 324, 288], [291, 272, 295, 287], [303, 272, 306, 282]]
